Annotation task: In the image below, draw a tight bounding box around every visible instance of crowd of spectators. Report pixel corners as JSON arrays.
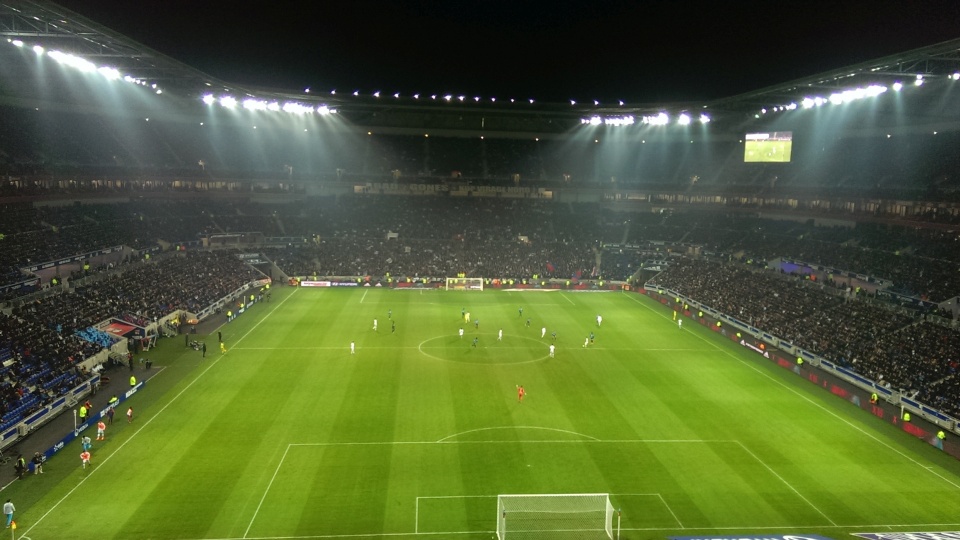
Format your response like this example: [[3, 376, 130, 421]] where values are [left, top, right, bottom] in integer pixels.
[[258, 197, 599, 280], [0, 190, 959, 428], [2, 197, 960, 298], [0, 250, 263, 430], [639, 212, 960, 302], [650, 257, 960, 417]]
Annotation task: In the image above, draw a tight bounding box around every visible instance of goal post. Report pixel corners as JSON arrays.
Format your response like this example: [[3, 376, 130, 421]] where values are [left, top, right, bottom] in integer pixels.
[[497, 493, 616, 539], [445, 277, 484, 291]]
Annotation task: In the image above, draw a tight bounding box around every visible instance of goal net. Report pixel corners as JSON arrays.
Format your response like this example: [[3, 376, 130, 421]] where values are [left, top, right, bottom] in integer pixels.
[[445, 277, 484, 291], [497, 493, 615, 540]]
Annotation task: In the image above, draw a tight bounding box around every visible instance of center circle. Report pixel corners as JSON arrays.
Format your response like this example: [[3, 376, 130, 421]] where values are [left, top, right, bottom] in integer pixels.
[[418, 333, 551, 365]]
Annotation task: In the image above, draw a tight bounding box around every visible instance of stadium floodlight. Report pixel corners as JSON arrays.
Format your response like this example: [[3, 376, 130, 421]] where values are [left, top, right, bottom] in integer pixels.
[[267, 102, 281, 112], [474, 96, 480, 102], [393, 92, 400, 98], [699, 113, 711, 123], [316, 105, 331, 115], [47, 50, 96, 72], [570, 100, 576, 105], [443, 95, 452, 101], [605, 115, 634, 127], [33, 45, 44, 55], [353, 90, 359, 96], [952, 72, 960, 80], [413, 93, 419, 99], [582, 116, 602, 126], [219, 96, 237, 109], [98, 66, 121, 80], [373, 91, 380, 98], [11, 39, 24, 47], [643, 112, 669, 126], [618, 100, 624, 106], [677, 113, 691, 125], [282, 102, 313, 114], [243, 98, 267, 111], [914, 75, 924, 86], [458, 95, 465, 101], [529, 98, 534, 104], [202, 94, 216, 105]]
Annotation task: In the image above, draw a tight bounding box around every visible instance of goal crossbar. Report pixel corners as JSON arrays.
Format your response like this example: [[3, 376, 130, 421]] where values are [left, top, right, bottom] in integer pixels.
[[497, 493, 615, 539]]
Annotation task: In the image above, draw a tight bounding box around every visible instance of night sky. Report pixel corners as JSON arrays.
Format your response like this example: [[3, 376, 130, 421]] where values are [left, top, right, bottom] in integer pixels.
[[54, 0, 960, 105]]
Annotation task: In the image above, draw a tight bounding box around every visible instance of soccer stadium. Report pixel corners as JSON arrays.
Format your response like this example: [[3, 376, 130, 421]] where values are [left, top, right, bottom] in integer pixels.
[[2, 2, 960, 540]]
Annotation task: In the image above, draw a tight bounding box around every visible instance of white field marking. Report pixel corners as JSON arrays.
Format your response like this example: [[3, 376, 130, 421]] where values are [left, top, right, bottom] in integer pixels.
[[624, 292, 960, 491], [243, 444, 293, 538], [658, 493, 684, 528], [559, 292, 576, 305], [19, 287, 301, 538], [387, 288, 438, 292], [415, 495, 494, 534], [416, 495, 496, 499], [436, 426, 600, 443], [734, 440, 836, 526], [416, 335, 550, 365], [616, 523, 960, 533], [233, 346, 710, 352], [190, 531, 486, 539], [500, 288, 560, 293], [360, 289, 368, 303], [606, 493, 684, 529], [170, 521, 960, 540], [290, 439, 729, 447], [212, 438, 958, 540]]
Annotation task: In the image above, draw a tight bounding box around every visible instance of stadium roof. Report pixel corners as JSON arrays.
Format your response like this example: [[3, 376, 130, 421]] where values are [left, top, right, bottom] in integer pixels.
[[2, 1, 960, 133], [0, 0, 225, 90]]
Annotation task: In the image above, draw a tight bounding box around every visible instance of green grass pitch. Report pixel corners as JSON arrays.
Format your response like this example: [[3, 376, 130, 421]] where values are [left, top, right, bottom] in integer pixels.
[[744, 139, 792, 162], [10, 287, 960, 539]]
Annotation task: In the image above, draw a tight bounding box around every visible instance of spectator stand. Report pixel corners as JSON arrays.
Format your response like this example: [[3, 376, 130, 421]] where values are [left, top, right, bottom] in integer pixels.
[[644, 265, 959, 437]]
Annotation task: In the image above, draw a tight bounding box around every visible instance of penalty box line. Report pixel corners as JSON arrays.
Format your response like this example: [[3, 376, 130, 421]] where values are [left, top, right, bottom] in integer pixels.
[[251, 439, 732, 537]]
